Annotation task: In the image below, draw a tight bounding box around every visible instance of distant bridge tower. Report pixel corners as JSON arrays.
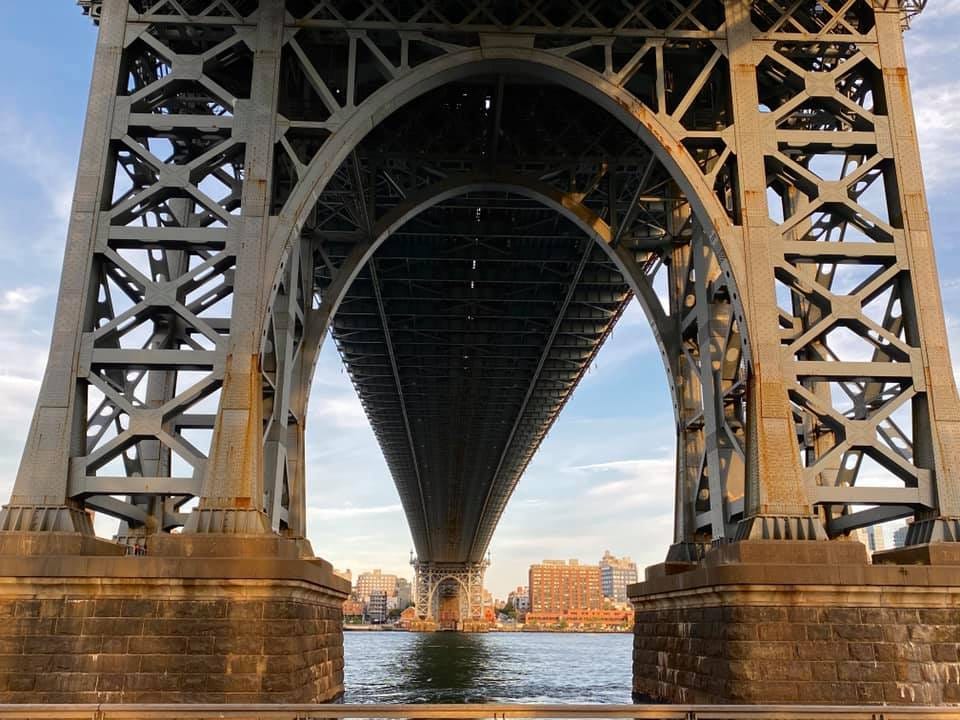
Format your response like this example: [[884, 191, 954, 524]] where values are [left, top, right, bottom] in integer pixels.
[[0, 0, 957, 706], [412, 557, 489, 631]]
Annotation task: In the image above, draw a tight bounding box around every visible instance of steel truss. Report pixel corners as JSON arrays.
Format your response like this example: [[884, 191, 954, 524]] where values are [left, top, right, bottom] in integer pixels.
[[3, 0, 958, 564], [412, 559, 487, 626]]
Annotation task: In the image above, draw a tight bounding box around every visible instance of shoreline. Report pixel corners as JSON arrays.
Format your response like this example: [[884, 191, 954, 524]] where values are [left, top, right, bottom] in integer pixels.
[[344, 625, 631, 634]]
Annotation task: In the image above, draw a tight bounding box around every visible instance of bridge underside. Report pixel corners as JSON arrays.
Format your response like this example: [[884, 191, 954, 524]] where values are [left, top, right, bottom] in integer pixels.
[[334, 203, 630, 563], [310, 79, 671, 564]]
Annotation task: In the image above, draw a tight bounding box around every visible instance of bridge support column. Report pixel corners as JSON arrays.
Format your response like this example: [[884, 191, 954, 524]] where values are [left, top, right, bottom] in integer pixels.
[[631, 541, 960, 705], [412, 561, 488, 632], [0, 535, 348, 703]]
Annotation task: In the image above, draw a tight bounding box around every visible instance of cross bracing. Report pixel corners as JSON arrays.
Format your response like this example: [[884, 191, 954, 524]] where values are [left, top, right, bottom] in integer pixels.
[[3, 0, 959, 575]]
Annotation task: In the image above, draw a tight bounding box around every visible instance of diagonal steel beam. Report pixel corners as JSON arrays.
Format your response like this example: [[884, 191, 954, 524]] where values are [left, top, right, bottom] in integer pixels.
[[369, 252, 432, 557], [349, 148, 432, 555], [611, 154, 658, 247], [466, 237, 595, 560]]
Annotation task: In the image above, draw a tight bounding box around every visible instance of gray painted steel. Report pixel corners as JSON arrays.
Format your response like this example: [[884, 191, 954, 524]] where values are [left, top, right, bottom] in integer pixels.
[[3, 0, 958, 619]]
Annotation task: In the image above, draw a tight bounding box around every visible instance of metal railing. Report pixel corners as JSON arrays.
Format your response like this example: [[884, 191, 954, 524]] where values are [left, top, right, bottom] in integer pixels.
[[0, 705, 958, 720]]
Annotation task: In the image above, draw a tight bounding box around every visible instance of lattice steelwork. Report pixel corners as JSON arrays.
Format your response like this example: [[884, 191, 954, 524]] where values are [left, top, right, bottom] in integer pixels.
[[2, 0, 957, 572], [412, 559, 487, 626]]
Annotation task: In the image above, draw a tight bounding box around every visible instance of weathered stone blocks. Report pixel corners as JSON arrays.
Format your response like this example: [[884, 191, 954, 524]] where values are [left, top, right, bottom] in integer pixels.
[[0, 535, 349, 703], [630, 541, 960, 705]]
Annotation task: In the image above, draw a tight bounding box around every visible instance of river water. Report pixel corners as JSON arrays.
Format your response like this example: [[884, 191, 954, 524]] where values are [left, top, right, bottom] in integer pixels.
[[343, 631, 633, 703]]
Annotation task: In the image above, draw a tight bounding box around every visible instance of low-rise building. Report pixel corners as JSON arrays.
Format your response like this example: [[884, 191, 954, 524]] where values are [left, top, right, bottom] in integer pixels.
[[397, 605, 418, 629], [507, 586, 530, 613], [342, 598, 364, 622], [396, 577, 413, 608], [524, 608, 632, 631]]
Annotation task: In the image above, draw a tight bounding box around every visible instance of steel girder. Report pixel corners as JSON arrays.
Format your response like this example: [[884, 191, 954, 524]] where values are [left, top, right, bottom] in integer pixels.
[[3, 0, 959, 563]]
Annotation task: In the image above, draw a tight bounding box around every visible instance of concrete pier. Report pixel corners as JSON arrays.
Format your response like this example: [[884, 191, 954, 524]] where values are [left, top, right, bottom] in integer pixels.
[[0, 535, 348, 703], [630, 541, 960, 705]]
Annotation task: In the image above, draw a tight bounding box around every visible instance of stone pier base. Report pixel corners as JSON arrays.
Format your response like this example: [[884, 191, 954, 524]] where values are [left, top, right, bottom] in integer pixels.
[[0, 534, 349, 703], [630, 541, 960, 705], [460, 620, 492, 633], [409, 620, 438, 632]]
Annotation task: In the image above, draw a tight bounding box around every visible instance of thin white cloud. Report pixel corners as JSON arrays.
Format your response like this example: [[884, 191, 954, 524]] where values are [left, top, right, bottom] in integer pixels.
[[571, 457, 674, 475], [918, 0, 960, 20], [310, 394, 371, 429], [495, 533, 606, 550], [946, 313, 960, 387], [572, 457, 676, 509], [514, 497, 545, 506], [585, 479, 631, 496], [907, 14, 960, 194], [0, 286, 45, 312], [911, 81, 960, 188], [308, 503, 402, 519], [0, 374, 45, 501], [0, 113, 74, 224]]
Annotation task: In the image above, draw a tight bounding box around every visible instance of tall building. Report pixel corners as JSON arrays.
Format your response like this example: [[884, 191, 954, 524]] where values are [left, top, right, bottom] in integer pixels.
[[853, 526, 887, 554], [482, 588, 494, 609], [367, 590, 388, 623], [599, 550, 638, 602], [356, 569, 398, 601], [396, 577, 412, 608], [868, 525, 886, 553], [893, 524, 909, 549], [529, 559, 602, 613]]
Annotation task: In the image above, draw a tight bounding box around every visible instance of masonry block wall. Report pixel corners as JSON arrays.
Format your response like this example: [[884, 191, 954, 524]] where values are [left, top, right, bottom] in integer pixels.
[[0, 543, 350, 704], [631, 542, 960, 706], [633, 604, 960, 704], [0, 590, 344, 703]]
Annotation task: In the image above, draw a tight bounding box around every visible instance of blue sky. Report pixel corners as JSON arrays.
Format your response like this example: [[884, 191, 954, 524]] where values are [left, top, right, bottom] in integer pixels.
[[1, 5, 959, 598]]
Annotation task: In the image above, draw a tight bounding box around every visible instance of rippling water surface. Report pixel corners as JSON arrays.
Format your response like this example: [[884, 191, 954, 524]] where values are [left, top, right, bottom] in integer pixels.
[[343, 631, 632, 703]]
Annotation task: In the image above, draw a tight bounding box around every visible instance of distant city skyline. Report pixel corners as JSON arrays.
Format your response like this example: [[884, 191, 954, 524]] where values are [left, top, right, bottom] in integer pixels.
[[0, 6, 956, 600], [334, 547, 643, 601]]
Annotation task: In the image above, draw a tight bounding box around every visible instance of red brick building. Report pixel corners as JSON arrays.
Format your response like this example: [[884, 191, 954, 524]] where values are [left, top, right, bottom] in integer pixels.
[[528, 559, 602, 613], [342, 598, 364, 620]]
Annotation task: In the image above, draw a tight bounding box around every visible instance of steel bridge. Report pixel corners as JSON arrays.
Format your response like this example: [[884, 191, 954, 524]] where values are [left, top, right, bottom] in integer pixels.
[[1, 0, 959, 707]]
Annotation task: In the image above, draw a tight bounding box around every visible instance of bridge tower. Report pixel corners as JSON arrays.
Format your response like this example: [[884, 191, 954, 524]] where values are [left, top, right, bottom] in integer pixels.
[[412, 559, 489, 631], [0, 0, 959, 706]]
